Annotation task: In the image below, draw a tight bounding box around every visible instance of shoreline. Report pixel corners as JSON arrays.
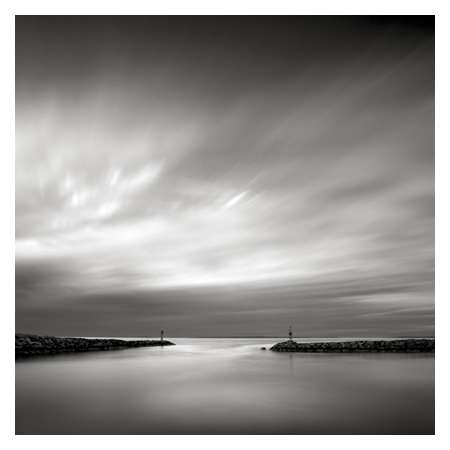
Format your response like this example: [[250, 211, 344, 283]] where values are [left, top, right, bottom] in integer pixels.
[[270, 338, 435, 353], [15, 335, 435, 358], [15, 334, 175, 358]]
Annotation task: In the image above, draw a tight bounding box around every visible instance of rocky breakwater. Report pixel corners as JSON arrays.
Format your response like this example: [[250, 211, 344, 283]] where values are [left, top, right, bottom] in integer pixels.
[[16, 333, 175, 358], [270, 338, 434, 353]]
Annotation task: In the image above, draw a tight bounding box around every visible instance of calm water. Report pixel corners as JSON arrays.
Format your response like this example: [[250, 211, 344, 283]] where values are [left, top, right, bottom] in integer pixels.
[[15, 338, 434, 434]]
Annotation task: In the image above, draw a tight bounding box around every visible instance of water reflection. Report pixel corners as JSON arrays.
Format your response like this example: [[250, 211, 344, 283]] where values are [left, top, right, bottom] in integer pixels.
[[16, 338, 434, 434]]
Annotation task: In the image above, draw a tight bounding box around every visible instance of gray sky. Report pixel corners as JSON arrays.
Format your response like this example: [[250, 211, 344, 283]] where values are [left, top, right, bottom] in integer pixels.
[[15, 16, 434, 337]]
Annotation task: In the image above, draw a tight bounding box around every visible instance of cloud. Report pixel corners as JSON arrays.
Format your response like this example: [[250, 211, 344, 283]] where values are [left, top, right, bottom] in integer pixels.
[[15, 16, 434, 336]]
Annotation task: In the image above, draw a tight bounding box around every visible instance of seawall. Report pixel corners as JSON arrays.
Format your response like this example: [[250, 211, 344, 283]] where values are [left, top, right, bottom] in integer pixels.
[[16, 333, 175, 358], [270, 339, 434, 353]]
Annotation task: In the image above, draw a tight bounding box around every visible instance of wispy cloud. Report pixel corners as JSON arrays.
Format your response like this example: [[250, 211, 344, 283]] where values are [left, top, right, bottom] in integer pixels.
[[15, 16, 434, 336]]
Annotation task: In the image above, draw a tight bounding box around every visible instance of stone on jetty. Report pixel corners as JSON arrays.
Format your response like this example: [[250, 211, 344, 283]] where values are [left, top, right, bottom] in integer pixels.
[[15, 334, 175, 358], [270, 339, 434, 353]]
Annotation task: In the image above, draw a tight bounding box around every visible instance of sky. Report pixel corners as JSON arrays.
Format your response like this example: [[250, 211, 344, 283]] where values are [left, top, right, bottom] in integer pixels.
[[15, 16, 434, 337]]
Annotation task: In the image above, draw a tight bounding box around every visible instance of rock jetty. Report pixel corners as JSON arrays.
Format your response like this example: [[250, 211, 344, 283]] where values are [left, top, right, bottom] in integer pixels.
[[16, 333, 175, 358], [270, 338, 434, 353]]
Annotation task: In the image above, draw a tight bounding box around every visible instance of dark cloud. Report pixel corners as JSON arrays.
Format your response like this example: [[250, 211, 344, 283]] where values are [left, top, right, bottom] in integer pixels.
[[16, 263, 433, 337]]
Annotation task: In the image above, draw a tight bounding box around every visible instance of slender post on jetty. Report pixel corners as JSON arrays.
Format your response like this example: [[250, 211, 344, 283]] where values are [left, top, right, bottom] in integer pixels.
[[160, 329, 164, 343], [288, 325, 293, 341]]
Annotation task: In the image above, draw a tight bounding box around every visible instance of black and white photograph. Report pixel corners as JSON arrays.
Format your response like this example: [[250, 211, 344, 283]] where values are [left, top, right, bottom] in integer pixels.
[[14, 14, 435, 435]]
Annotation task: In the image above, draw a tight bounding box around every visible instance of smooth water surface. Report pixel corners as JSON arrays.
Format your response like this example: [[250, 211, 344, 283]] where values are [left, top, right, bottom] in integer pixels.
[[16, 338, 434, 434]]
